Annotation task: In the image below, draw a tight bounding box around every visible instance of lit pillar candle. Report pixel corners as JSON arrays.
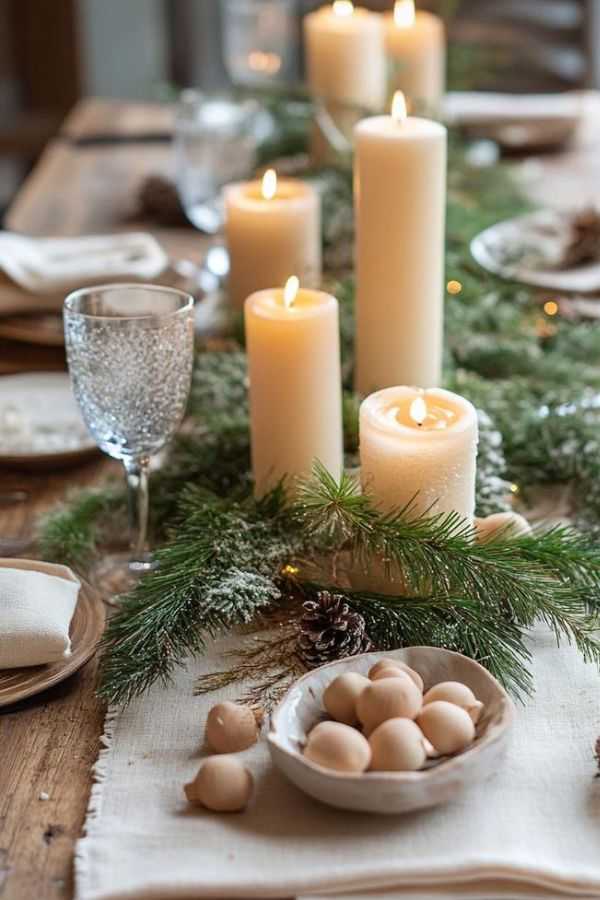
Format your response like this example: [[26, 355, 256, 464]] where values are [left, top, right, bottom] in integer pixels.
[[245, 277, 343, 498], [303, 2, 386, 112], [225, 170, 321, 310], [354, 92, 447, 395], [384, 0, 446, 114], [360, 386, 478, 523]]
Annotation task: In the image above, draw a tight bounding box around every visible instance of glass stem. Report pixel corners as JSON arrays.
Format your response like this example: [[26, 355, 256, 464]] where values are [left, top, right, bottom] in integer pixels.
[[124, 456, 151, 569]]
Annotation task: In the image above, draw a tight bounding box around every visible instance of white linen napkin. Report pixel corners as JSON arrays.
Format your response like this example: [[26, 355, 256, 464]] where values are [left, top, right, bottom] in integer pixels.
[[0, 563, 80, 668], [0, 231, 168, 296], [75, 626, 600, 900]]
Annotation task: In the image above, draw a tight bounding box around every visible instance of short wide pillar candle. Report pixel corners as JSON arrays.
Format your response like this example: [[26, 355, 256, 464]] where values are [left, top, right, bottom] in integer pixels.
[[245, 283, 343, 498], [354, 97, 446, 395], [303, 3, 386, 112], [385, 1, 445, 114], [360, 386, 478, 523], [225, 173, 321, 309]]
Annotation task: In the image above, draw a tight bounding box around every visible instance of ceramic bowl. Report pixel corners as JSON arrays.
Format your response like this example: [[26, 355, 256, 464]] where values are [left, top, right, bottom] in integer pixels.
[[268, 647, 514, 815]]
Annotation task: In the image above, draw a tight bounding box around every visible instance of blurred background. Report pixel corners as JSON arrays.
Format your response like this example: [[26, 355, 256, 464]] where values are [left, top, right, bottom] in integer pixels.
[[1, 0, 599, 215]]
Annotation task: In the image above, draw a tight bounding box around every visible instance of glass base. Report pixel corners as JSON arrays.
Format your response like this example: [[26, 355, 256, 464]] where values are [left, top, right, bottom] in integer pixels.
[[91, 552, 157, 605]]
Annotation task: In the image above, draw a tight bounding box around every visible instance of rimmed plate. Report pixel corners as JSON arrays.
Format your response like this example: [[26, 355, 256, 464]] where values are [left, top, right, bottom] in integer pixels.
[[0, 372, 97, 468], [471, 209, 600, 293], [0, 310, 65, 346], [0, 558, 105, 707]]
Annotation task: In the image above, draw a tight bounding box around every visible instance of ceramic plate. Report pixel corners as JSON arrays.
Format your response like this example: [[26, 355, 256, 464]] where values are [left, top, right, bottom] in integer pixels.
[[268, 647, 514, 815], [471, 209, 600, 293], [0, 559, 105, 707], [0, 372, 97, 467], [0, 311, 65, 346]]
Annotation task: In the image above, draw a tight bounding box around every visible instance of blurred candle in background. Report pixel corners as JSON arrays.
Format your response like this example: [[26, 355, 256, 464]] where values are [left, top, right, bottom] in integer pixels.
[[225, 170, 321, 309], [303, 2, 386, 112], [354, 92, 447, 395], [384, 0, 445, 114], [245, 277, 343, 497]]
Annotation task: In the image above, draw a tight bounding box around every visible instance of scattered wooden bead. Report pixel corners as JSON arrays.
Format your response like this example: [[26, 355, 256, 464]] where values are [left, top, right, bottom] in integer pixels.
[[184, 756, 253, 812], [205, 701, 260, 753], [475, 511, 532, 543], [369, 662, 424, 693]]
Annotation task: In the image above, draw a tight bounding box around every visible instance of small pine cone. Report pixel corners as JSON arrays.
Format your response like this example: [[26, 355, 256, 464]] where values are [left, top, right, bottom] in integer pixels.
[[137, 175, 189, 227], [298, 591, 372, 669]]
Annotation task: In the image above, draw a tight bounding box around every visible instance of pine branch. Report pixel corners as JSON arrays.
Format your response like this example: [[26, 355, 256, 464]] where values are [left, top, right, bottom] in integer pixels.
[[98, 485, 304, 704]]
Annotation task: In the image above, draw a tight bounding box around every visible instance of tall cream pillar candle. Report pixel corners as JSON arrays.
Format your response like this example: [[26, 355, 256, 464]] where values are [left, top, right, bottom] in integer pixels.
[[360, 386, 478, 523], [303, 2, 386, 112], [245, 278, 343, 498], [384, 0, 445, 114], [225, 170, 321, 310], [354, 93, 447, 395]]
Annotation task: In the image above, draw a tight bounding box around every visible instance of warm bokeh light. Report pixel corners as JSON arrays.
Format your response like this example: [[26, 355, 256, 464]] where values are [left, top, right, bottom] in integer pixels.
[[391, 91, 408, 123], [409, 395, 427, 426], [447, 280, 463, 295], [283, 275, 300, 309], [248, 51, 282, 75], [261, 169, 277, 200], [333, 0, 354, 15], [393, 0, 416, 28], [543, 299, 559, 316]]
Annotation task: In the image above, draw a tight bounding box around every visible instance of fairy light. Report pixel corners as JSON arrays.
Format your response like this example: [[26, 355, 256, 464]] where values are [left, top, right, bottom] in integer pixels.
[[543, 300, 559, 316], [447, 280, 463, 295]]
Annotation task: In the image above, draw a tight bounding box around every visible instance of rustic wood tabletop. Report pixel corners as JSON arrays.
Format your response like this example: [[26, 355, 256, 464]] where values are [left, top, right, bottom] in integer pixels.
[[1, 93, 600, 900]]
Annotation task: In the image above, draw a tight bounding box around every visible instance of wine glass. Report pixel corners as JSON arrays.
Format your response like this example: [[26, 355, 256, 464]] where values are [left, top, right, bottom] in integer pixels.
[[64, 284, 194, 576]]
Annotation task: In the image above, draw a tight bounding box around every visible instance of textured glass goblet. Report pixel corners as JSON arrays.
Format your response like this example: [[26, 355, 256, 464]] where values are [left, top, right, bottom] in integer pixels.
[[64, 284, 194, 573]]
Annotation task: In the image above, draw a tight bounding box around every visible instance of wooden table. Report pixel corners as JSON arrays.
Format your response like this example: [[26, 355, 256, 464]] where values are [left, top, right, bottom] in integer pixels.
[[0, 98, 207, 900], [1, 94, 600, 900]]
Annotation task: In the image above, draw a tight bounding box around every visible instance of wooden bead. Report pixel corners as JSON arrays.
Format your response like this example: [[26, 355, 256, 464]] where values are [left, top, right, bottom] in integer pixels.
[[356, 677, 422, 733], [205, 701, 260, 753], [369, 718, 427, 772], [323, 672, 370, 725], [184, 756, 253, 812], [304, 721, 371, 773], [417, 700, 475, 755]]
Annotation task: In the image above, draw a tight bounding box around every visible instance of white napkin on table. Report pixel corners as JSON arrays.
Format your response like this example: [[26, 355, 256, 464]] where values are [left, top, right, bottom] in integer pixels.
[[0, 564, 80, 668], [0, 231, 168, 297]]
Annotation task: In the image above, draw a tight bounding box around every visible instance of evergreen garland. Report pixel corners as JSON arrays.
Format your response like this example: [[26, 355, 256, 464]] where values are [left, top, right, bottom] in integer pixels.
[[37, 100, 600, 706]]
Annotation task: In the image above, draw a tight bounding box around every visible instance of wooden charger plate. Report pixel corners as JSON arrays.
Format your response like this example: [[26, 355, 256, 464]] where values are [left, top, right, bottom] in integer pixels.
[[0, 559, 105, 707]]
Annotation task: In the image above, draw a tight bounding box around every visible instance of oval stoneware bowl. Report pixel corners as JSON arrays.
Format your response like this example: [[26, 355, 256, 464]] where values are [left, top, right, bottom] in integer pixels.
[[268, 647, 514, 814]]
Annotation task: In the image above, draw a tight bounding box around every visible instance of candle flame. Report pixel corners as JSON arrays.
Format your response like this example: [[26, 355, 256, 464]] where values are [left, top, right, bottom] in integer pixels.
[[393, 0, 415, 27], [283, 276, 300, 309], [409, 395, 427, 426], [261, 168, 277, 200], [333, 0, 354, 16], [391, 91, 408, 123]]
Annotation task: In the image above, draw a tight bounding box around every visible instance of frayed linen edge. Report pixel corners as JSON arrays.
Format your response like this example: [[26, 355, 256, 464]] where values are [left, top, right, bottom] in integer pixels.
[[73, 703, 121, 900]]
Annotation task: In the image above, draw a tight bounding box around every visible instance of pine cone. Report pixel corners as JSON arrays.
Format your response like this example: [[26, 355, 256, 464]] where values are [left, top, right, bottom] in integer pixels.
[[560, 207, 600, 269], [298, 591, 372, 669], [137, 175, 189, 227]]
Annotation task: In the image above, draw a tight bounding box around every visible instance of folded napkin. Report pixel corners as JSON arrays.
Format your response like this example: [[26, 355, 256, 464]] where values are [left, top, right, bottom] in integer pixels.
[[0, 231, 168, 295], [75, 626, 600, 900], [0, 563, 80, 668]]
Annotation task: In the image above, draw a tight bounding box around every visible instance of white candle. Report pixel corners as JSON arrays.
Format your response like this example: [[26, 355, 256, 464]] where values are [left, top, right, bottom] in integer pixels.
[[354, 93, 447, 395], [384, 1, 446, 114], [225, 170, 321, 310], [245, 278, 344, 498], [360, 386, 478, 523], [303, 2, 386, 112]]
